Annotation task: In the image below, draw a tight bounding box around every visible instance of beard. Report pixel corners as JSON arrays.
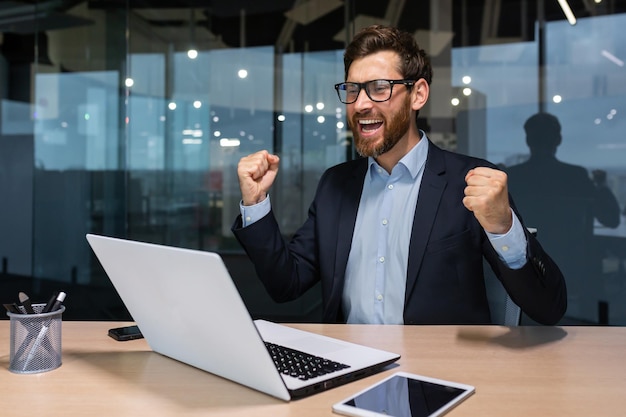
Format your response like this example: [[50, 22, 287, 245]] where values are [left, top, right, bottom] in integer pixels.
[[350, 96, 412, 158]]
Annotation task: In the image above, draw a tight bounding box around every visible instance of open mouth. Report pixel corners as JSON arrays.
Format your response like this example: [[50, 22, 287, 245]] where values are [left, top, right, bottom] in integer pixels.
[[359, 119, 383, 134]]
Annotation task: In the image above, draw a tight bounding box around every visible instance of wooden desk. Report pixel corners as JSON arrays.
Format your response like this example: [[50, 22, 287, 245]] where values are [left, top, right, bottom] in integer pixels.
[[1, 321, 626, 416]]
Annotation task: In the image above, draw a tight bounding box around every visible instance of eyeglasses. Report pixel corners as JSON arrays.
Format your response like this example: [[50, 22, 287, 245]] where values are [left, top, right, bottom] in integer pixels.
[[334, 79, 416, 104]]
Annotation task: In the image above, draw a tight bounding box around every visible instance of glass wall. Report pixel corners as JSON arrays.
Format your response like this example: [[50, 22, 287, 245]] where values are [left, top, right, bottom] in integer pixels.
[[1, 0, 625, 324]]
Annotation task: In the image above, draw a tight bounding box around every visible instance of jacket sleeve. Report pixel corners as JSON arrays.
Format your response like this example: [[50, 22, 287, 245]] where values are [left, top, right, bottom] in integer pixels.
[[486, 214, 568, 325], [231, 207, 321, 304]]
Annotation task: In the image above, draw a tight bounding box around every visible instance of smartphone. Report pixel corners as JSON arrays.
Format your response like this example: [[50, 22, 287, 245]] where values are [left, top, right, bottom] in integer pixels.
[[108, 325, 144, 341]]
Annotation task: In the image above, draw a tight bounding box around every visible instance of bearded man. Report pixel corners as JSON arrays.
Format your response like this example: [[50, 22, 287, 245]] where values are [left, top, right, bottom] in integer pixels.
[[232, 25, 566, 325]]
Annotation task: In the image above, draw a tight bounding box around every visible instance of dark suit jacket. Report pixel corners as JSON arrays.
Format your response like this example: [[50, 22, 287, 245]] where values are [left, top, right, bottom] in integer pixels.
[[232, 141, 567, 325]]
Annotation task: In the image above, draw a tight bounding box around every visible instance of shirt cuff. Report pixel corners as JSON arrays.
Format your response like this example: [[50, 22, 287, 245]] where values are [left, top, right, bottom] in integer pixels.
[[485, 210, 528, 269], [240, 195, 271, 227]]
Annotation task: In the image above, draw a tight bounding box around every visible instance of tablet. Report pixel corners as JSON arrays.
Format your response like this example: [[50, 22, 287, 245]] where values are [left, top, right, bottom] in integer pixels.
[[332, 371, 475, 417]]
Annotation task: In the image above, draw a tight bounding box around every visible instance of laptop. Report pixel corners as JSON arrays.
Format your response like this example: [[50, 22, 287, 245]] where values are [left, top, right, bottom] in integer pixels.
[[85, 234, 400, 401]]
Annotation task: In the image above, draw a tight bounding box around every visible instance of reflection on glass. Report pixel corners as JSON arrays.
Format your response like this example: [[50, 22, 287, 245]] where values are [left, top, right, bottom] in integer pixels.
[[453, 13, 626, 324], [507, 113, 621, 323]]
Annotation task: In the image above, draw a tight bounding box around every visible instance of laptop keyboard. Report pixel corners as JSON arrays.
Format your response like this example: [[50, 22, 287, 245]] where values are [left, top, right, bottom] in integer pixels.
[[264, 342, 350, 381]]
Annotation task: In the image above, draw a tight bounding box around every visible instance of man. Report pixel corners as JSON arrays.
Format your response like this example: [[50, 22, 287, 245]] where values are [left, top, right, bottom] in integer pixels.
[[507, 112, 619, 321], [232, 25, 566, 325]]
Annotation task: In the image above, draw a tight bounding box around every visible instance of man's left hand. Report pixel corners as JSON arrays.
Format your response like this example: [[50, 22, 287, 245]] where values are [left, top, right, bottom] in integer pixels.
[[463, 167, 513, 234]]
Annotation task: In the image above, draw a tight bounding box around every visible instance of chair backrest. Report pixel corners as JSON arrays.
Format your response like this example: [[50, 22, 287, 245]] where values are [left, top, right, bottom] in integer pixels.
[[485, 274, 522, 326], [503, 293, 522, 326]]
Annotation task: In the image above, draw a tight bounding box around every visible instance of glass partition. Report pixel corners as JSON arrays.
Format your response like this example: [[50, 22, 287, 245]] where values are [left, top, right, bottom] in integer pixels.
[[0, 0, 625, 324]]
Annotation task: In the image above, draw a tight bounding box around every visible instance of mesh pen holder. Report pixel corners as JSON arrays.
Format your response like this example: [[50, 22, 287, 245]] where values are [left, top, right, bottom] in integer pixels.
[[7, 303, 65, 374]]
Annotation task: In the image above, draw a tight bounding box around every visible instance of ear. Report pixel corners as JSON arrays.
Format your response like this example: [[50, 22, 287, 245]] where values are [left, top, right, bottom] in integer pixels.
[[411, 78, 429, 111]]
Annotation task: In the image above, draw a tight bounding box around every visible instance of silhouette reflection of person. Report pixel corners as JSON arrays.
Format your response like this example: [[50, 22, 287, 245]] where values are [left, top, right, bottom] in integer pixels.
[[506, 112, 620, 322]]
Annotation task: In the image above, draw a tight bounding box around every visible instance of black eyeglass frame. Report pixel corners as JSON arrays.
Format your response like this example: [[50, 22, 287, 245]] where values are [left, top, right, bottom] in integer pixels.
[[334, 79, 416, 104]]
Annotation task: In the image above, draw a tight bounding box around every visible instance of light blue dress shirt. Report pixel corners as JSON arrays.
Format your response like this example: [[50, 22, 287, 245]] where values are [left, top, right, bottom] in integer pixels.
[[240, 135, 527, 324], [342, 137, 427, 324]]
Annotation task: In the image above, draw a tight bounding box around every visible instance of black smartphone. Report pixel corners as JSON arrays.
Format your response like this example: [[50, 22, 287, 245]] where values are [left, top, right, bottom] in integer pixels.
[[108, 325, 144, 341]]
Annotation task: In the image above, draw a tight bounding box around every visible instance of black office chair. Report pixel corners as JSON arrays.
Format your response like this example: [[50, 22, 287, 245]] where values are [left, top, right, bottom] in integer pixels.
[[503, 293, 522, 326], [486, 275, 522, 326]]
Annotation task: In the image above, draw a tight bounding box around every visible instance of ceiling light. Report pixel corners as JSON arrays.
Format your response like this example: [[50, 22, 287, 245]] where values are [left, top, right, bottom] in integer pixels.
[[601, 50, 624, 67], [557, 0, 577, 25], [220, 138, 241, 147], [182, 129, 203, 137], [182, 138, 203, 145]]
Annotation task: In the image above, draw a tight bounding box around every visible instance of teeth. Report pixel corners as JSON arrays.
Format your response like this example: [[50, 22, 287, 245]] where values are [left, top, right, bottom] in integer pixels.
[[359, 119, 382, 125]]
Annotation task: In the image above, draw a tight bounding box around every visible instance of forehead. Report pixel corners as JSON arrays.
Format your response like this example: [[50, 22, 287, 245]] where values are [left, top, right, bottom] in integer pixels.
[[347, 50, 401, 82]]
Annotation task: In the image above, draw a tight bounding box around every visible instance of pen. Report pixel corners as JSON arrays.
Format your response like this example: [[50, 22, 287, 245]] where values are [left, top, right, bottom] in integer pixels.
[[23, 322, 50, 371], [41, 292, 58, 313], [42, 291, 66, 313]]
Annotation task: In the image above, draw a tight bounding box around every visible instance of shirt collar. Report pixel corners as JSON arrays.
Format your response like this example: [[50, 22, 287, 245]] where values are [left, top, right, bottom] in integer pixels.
[[367, 130, 429, 180]]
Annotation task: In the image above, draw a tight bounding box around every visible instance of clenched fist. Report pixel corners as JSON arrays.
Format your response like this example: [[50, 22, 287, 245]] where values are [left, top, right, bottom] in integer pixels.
[[462, 167, 512, 234], [237, 150, 280, 206]]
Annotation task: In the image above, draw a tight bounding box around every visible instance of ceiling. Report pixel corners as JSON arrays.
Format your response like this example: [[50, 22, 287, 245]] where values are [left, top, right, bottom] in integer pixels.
[[0, 0, 625, 56], [92, 0, 626, 53]]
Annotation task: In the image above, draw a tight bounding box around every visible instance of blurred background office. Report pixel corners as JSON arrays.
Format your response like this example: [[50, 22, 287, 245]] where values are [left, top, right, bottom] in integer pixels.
[[1, 0, 625, 325]]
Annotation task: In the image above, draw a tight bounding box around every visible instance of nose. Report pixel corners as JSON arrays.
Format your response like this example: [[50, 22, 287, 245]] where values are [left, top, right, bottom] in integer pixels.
[[352, 87, 373, 111]]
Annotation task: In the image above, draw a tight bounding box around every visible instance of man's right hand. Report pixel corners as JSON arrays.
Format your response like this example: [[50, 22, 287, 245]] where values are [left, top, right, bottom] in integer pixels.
[[237, 150, 280, 206]]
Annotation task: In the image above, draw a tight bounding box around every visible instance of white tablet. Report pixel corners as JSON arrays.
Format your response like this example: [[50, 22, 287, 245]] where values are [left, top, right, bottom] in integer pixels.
[[332, 371, 475, 417]]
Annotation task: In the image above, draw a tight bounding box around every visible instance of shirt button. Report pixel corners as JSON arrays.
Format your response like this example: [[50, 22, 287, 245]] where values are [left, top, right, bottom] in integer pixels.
[[377, 294, 383, 301], [379, 256, 385, 263], [245, 216, 251, 223], [382, 219, 388, 226], [387, 184, 394, 190], [501, 245, 509, 252]]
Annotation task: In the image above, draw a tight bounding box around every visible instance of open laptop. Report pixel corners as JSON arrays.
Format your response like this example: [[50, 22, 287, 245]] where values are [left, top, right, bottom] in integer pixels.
[[86, 234, 400, 401]]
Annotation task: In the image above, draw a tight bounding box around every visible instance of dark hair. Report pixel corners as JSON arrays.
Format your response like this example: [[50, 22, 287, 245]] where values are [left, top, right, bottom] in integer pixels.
[[343, 25, 433, 84]]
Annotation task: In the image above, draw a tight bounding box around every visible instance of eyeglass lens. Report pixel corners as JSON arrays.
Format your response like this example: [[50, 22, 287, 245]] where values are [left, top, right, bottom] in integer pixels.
[[338, 80, 393, 103]]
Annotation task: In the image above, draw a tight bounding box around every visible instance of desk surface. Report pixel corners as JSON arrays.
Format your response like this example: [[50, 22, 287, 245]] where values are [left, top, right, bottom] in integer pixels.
[[2, 321, 626, 417]]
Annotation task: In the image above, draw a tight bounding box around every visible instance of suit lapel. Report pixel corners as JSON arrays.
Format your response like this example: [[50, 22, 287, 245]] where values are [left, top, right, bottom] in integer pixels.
[[331, 160, 368, 304], [405, 142, 447, 304]]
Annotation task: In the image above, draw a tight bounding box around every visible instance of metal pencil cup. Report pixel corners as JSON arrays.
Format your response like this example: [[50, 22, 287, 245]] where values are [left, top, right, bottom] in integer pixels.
[[7, 303, 65, 374]]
